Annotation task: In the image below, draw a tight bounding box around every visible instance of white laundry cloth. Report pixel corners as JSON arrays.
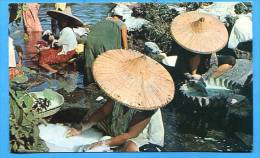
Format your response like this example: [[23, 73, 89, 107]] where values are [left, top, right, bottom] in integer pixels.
[[38, 123, 104, 152]]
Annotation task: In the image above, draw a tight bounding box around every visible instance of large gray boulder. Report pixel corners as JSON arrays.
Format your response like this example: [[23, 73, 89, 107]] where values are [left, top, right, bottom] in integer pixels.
[[144, 42, 162, 55], [124, 17, 149, 32], [219, 59, 252, 86]]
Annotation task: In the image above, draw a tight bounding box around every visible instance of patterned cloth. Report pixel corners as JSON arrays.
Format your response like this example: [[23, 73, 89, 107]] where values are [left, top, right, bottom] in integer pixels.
[[39, 26, 77, 65], [39, 48, 75, 65], [22, 3, 42, 32], [9, 68, 23, 80]]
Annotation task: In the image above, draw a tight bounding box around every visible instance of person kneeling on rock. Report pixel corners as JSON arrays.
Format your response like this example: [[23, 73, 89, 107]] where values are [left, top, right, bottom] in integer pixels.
[[66, 99, 164, 152]]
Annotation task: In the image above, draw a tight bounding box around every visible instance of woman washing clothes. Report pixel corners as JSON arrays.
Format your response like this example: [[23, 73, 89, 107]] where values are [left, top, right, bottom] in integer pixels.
[[66, 49, 175, 152], [38, 7, 83, 74], [84, 5, 129, 85], [66, 99, 164, 152], [171, 11, 236, 80]]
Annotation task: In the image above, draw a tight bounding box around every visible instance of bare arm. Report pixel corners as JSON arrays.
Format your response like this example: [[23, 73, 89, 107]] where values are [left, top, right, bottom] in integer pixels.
[[66, 99, 114, 137], [105, 117, 151, 147], [121, 25, 128, 50], [80, 98, 114, 130]]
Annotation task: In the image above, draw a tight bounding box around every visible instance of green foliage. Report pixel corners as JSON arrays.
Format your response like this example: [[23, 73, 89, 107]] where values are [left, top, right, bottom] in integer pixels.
[[11, 74, 28, 84], [133, 3, 178, 24], [131, 3, 179, 54], [10, 69, 48, 152], [9, 3, 27, 25]]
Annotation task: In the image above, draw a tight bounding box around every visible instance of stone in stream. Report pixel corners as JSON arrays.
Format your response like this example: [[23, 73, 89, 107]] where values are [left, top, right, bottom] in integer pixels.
[[219, 59, 252, 86], [144, 42, 162, 55], [124, 17, 149, 32], [178, 77, 246, 136]]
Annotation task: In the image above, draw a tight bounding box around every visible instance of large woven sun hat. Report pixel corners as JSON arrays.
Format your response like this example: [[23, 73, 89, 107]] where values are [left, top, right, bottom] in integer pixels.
[[92, 49, 175, 110], [47, 7, 83, 27], [171, 11, 228, 54]]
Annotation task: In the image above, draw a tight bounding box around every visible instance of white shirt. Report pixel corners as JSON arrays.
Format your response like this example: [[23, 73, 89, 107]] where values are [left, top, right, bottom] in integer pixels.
[[56, 27, 77, 55], [9, 37, 16, 67]]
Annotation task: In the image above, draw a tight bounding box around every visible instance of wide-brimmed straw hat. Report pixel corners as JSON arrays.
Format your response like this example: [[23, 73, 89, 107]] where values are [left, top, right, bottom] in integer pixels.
[[92, 49, 175, 110], [47, 7, 83, 27], [171, 11, 228, 54]]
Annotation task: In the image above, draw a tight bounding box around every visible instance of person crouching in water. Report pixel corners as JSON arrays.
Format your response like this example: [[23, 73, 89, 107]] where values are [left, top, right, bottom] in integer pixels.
[[38, 7, 83, 74]]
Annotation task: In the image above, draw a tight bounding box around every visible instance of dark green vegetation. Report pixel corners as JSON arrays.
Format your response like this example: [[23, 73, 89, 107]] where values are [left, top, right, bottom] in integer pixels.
[[9, 68, 48, 152]]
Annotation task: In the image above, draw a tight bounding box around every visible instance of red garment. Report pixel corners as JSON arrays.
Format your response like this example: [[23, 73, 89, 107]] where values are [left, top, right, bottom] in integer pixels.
[[9, 68, 23, 80], [39, 48, 76, 65], [22, 3, 42, 32]]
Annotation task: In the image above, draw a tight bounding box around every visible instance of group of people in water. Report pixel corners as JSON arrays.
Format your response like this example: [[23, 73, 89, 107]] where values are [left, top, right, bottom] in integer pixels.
[[9, 3, 237, 152]]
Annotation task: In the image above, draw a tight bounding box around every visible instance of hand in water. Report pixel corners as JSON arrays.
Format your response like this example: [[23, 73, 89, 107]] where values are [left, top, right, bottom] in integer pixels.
[[65, 128, 81, 138], [82, 141, 110, 152]]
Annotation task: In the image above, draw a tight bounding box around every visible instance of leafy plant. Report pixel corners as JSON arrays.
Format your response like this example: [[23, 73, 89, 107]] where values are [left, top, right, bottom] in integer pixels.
[[9, 3, 27, 25], [9, 72, 48, 152], [131, 3, 179, 54]]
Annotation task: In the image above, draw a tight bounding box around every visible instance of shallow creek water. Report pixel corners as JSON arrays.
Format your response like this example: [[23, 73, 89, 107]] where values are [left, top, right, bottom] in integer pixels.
[[9, 3, 250, 152]]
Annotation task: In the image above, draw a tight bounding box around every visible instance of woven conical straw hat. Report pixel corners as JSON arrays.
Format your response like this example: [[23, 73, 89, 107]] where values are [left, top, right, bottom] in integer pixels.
[[93, 49, 175, 110], [47, 7, 83, 27], [171, 11, 228, 54]]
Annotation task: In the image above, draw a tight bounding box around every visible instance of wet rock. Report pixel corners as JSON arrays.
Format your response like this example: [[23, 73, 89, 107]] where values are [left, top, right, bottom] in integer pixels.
[[184, 2, 201, 11], [132, 3, 178, 23], [180, 77, 241, 107], [178, 77, 244, 136], [225, 95, 252, 134], [167, 4, 186, 14], [144, 42, 162, 55], [225, 15, 239, 32], [124, 17, 149, 32], [130, 3, 179, 54], [234, 2, 252, 14], [219, 59, 252, 86]]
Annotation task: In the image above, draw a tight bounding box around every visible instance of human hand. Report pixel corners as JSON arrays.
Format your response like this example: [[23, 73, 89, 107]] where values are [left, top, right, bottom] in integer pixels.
[[65, 128, 81, 138], [85, 140, 109, 151]]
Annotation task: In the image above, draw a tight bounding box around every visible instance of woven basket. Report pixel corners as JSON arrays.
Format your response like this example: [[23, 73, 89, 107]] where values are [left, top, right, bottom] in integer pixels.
[[29, 90, 64, 118]]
